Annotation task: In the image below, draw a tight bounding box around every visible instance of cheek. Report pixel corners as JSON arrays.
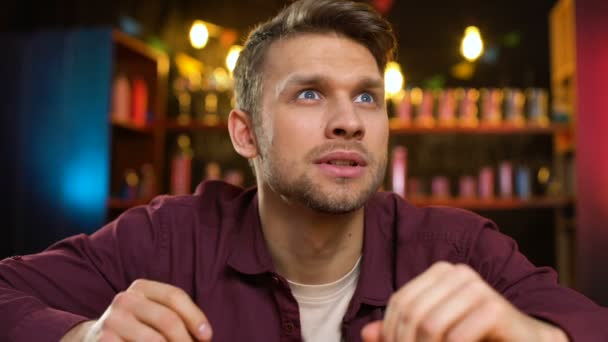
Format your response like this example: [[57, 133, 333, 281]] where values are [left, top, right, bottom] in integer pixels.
[[272, 114, 321, 149], [365, 116, 389, 149]]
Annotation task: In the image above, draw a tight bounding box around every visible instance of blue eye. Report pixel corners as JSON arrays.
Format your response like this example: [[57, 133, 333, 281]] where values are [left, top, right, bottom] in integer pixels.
[[297, 90, 321, 100], [355, 93, 375, 103]]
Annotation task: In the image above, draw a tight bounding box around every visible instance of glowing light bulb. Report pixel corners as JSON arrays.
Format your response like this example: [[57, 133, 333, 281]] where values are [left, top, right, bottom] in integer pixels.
[[384, 61, 404, 99], [226, 45, 243, 73], [190, 21, 209, 49], [461, 26, 484, 62]]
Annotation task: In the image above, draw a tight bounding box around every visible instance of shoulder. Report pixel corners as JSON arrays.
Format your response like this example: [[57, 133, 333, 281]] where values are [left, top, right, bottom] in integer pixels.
[[142, 180, 255, 223], [368, 192, 497, 260], [369, 191, 495, 237]]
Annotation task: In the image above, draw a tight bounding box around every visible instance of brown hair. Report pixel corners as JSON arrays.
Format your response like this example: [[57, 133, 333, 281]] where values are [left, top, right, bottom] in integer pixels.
[[233, 0, 396, 120]]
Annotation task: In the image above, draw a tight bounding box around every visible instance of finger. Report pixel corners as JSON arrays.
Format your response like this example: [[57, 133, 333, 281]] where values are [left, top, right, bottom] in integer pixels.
[[383, 262, 454, 342], [97, 329, 122, 342], [103, 309, 167, 342], [128, 279, 212, 341], [414, 279, 488, 342], [125, 291, 194, 342], [361, 321, 384, 342], [400, 264, 482, 342], [445, 300, 502, 342]]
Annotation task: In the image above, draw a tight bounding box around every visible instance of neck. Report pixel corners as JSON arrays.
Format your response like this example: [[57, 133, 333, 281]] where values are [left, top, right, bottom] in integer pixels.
[[258, 183, 364, 285]]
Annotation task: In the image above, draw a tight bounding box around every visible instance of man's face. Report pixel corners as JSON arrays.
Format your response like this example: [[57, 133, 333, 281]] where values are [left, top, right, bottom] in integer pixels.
[[254, 33, 388, 214]]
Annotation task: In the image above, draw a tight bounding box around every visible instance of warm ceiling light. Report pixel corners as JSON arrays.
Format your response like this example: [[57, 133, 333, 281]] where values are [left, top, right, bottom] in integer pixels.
[[226, 45, 243, 73], [461, 26, 484, 62], [190, 20, 209, 49], [384, 61, 405, 99]]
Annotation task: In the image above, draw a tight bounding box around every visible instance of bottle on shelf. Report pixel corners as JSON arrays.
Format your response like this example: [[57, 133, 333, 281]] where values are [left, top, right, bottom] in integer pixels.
[[391, 146, 407, 197], [498, 161, 513, 198], [458, 88, 480, 127], [459, 175, 477, 198], [437, 89, 457, 127], [431, 176, 450, 198], [131, 77, 149, 126], [480, 88, 503, 126], [170, 134, 194, 195], [503, 88, 526, 126], [515, 166, 532, 199], [111, 74, 131, 123], [478, 166, 495, 199], [414, 89, 436, 127], [139, 163, 157, 199], [526, 88, 550, 127]]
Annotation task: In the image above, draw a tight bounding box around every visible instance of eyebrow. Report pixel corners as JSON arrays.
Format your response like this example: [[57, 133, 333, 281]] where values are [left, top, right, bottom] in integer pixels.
[[275, 73, 384, 96]]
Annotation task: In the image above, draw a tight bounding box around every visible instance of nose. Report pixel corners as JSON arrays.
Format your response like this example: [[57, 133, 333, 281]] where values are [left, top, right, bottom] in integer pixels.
[[325, 99, 365, 140]]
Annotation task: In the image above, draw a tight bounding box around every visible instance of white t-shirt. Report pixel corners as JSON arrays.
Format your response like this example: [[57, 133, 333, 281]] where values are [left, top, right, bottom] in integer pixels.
[[287, 257, 362, 342]]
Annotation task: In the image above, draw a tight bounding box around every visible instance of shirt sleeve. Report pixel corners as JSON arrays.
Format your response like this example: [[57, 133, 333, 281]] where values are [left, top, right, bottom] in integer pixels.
[[468, 221, 608, 341], [0, 204, 163, 341]]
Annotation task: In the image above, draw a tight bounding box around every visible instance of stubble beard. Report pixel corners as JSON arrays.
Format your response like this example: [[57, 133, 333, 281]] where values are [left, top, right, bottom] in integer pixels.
[[256, 131, 387, 214]]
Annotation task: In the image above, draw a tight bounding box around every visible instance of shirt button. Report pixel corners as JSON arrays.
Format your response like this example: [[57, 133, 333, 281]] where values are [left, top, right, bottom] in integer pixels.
[[283, 321, 295, 333]]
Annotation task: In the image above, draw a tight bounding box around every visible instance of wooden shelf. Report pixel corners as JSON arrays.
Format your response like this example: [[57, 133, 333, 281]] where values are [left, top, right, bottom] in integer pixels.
[[107, 197, 152, 210], [389, 120, 571, 135], [160, 118, 572, 136], [408, 196, 574, 210], [163, 119, 228, 132], [112, 30, 165, 63], [111, 119, 155, 134]]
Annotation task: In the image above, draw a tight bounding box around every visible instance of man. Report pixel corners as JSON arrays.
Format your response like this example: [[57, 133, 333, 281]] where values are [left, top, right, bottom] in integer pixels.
[[1, 0, 606, 341]]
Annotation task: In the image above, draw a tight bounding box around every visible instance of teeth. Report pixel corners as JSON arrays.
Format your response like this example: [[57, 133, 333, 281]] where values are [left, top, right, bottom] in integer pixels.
[[329, 160, 357, 166]]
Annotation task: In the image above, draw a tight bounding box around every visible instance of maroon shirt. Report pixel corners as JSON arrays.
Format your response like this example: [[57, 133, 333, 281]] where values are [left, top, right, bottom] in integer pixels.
[[1, 181, 606, 341]]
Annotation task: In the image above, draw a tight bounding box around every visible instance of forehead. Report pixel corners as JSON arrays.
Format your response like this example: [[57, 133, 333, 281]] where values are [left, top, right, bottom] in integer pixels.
[[261, 33, 382, 86]]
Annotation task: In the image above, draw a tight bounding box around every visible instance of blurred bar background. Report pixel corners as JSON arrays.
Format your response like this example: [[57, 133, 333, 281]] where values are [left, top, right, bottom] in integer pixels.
[[1, 0, 607, 306]]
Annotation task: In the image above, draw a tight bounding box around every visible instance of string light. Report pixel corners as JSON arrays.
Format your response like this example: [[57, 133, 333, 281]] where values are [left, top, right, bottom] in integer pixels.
[[461, 26, 484, 62], [189, 21, 209, 49], [226, 45, 243, 73], [384, 61, 405, 99]]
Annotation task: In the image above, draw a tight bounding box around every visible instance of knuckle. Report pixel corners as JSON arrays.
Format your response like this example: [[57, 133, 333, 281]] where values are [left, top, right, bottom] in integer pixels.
[[399, 308, 415, 324], [129, 278, 149, 290], [418, 318, 440, 339], [387, 295, 400, 309], [101, 311, 122, 330], [454, 263, 475, 277], [112, 291, 133, 308], [166, 288, 187, 306], [434, 261, 454, 271]]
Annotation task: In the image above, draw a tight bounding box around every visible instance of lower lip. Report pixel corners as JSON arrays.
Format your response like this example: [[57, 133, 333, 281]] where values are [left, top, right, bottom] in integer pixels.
[[316, 163, 366, 178]]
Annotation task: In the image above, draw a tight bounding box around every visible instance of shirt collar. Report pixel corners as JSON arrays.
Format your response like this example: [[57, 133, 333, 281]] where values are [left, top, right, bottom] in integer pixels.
[[226, 189, 394, 308], [226, 190, 277, 275]]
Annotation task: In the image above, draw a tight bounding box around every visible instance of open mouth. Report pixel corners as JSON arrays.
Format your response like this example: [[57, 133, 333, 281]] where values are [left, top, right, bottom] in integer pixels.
[[324, 160, 360, 167], [314, 151, 368, 178]]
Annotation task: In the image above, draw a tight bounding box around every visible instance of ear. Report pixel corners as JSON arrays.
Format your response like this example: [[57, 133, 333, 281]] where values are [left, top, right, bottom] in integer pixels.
[[228, 108, 259, 159]]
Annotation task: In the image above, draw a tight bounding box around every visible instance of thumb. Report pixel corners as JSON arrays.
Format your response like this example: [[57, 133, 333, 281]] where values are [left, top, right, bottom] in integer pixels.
[[361, 320, 384, 342]]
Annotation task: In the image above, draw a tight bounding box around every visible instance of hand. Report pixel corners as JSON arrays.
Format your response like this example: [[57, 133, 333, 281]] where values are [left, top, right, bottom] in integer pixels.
[[361, 262, 568, 342], [61, 279, 212, 342]]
